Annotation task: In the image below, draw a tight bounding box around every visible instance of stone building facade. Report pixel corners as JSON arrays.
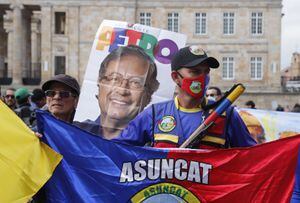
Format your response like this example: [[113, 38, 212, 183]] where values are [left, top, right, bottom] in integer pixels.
[[281, 52, 300, 93], [0, 0, 297, 109]]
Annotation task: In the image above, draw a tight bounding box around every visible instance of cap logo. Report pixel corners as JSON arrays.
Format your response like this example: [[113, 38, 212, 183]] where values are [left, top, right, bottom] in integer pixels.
[[190, 81, 202, 94], [189, 46, 205, 56]]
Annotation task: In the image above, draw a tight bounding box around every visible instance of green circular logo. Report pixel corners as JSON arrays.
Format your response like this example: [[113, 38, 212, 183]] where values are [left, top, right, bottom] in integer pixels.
[[189, 81, 202, 94], [158, 116, 176, 132], [131, 183, 200, 203]]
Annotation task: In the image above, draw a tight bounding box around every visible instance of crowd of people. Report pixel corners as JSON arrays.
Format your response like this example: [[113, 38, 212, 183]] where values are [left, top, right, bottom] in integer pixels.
[[0, 45, 299, 145], [0, 46, 299, 151], [1, 44, 299, 201], [1, 46, 258, 151]]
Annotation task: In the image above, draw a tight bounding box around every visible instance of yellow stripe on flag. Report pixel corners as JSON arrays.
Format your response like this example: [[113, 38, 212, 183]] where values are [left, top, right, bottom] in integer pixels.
[[0, 100, 62, 202]]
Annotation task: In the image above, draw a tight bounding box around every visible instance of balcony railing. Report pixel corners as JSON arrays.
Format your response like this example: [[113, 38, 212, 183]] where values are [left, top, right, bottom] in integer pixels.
[[0, 56, 42, 85], [281, 76, 300, 93], [22, 62, 42, 85], [0, 56, 12, 85]]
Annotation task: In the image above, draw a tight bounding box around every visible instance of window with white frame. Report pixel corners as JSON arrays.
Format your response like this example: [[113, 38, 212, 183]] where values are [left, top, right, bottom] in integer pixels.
[[251, 12, 263, 35], [222, 57, 234, 79], [140, 12, 151, 26], [195, 12, 207, 35], [223, 12, 235, 35], [250, 57, 263, 79], [167, 12, 179, 32]]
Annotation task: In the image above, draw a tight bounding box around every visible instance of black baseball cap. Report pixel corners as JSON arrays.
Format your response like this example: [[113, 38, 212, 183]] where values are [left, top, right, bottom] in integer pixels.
[[42, 74, 80, 96], [171, 45, 219, 71]]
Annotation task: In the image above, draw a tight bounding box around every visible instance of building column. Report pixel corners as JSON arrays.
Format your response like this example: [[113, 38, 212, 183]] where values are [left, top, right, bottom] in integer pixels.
[[10, 3, 24, 84], [31, 11, 41, 78], [3, 10, 13, 79], [40, 4, 52, 82], [68, 6, 79, 80]]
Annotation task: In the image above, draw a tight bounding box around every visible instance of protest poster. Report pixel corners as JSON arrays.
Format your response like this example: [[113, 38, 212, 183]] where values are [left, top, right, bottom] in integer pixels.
[[238, 108, 300, 143], [75, 20, 187, 123]]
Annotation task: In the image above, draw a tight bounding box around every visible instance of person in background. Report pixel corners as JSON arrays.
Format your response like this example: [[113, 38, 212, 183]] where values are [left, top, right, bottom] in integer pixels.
[[29, 88, 47, 128], [31, 88, 46, 109], [245, 100, 256, 109], [42, 74, 80, 123], [33, 74, 80, 203], [292, 103, 300, 113], [14, 88, 33, 127], [275, 105, 285, 112], [3, 87, 16, 110], [206, 86, 222, 102]]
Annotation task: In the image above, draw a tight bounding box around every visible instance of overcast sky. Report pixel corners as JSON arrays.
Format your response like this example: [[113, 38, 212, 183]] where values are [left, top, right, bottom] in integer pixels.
[[281, 0, 300, 69]]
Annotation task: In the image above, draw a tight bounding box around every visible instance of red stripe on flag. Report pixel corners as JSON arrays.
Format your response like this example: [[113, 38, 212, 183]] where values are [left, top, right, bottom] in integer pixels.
[[166, 135, 300, 202]]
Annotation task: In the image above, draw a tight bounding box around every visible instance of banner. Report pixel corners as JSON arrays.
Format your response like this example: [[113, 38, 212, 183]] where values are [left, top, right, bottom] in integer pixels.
[[75, 20, 187, 122], [0, 100, 62, 202], [37, 110, 300, 203], [238, 108, 300, 143]]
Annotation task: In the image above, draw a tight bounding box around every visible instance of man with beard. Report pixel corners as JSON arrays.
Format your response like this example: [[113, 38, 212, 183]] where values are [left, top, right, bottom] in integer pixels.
[[3, 88, 16, 110], [76, 45, 159, 139], [116, 45, 256, 149]]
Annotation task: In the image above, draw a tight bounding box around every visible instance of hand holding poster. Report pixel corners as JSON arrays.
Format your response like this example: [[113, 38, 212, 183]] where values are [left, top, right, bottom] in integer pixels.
[[75, 20, 187, 129]]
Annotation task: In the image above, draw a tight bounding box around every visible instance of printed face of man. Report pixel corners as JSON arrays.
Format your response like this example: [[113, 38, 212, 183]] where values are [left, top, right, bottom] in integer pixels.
[[98, 55, 149, 127], [4, 89, 16, 108], [46, 82, 78, 119]]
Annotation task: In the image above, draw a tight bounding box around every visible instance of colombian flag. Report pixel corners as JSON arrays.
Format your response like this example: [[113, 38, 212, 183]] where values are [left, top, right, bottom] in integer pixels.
[[36, 110, 300, 203], [0, 100, 62, 202]]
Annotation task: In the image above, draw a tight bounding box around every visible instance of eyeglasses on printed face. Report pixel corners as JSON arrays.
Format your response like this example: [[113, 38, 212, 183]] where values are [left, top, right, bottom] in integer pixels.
[[5, 95, 15, 99], [100, 73, 145, 90], [45, 90, 76, 98]]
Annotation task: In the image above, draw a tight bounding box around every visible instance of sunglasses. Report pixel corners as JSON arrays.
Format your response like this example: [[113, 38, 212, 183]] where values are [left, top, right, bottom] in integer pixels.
[[45, 90, 76, 98], [206, 94, 216, 97], [5, 95, 15, 99]]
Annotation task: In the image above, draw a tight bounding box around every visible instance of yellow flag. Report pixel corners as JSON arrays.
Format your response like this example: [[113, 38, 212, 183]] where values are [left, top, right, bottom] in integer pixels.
[[0, 100, 62, 202]]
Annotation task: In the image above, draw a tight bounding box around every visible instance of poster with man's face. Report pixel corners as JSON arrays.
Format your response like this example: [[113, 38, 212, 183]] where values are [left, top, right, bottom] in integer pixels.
[[238, 108, 300, 143], [75, 20, 187, 127]]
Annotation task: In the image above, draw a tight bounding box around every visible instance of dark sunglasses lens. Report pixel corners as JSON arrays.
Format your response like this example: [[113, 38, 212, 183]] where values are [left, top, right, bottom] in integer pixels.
[[59, 91, 71, 98], [45, 90, 56, 97], [5, 95, 14, 99]]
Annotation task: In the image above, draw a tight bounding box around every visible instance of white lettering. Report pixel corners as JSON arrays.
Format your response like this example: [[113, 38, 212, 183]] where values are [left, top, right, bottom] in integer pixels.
[[187, 161, 200, 183], [119, 159, 212, 184], [134, 160, 147, 181], [161, 159, 174, 179], [148, 159, 161, 180], [200, 163, 212, 184], [120, 162, 133, 183], [174, 159, 187, 180]]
